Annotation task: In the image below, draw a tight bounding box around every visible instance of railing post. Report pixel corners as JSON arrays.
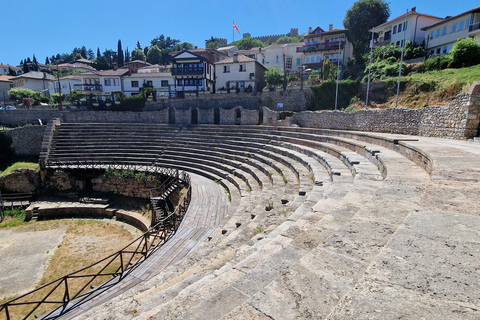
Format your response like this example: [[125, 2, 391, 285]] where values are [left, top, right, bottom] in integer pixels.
[[64, 277, 70, 303]]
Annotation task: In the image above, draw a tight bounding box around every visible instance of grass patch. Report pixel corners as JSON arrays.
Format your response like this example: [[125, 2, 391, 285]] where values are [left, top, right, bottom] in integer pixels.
[[0, 162, 39, 176], [0, 208, 27, 228]]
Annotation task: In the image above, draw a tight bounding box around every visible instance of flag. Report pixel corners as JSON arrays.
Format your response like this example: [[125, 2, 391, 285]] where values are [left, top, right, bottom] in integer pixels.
[[233, 22, 240, 34]]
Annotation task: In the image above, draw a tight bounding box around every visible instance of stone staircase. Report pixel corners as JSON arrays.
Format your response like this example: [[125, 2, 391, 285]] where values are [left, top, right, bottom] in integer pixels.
[[39, 122, 480, 319]]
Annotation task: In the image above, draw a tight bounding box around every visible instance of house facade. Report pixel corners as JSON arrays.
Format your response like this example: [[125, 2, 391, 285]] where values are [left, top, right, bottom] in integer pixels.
[[372, 7, 443, 48], [0, 75, 13, 102], [74, 68, 129, 94], [303, 25, 354, 72], [215, 54, 266, 92], [49, 75, 82, 95], [9, 71, 55, 96], [170, 50, 215, 93], [123, 71, 174, 96], [423, 6, 480, 55], [0, 64, 21, 76]]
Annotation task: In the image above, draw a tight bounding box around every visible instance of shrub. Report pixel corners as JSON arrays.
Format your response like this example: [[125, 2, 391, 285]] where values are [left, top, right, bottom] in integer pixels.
[[9, 88, 43, 105], [424, 54, 453, 71], [265, 66, 283, 88], [450, 37, 480, 68], [306, 79, 360, 111]]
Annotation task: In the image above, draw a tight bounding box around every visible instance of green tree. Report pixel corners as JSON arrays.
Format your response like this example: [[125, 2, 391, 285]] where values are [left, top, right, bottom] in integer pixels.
[[125, 47, 130, 63], [450, 37, 480, 68], [80, 46, 87, 59], [322, 59, 337, 80], [117, 39, 124, 67], [22, 60, 28, 73], [136, 41, 142, 50], [230, 37, 264, 50], [264, 66, 283, 88], [131, 48, 146, 61], [206, 36, 222, 48], [32, 55, 38, 71], [147, 45, 162, 64], [97, 47, 101, 58], [45, 57, 50, 65], [343, 0, 390, 54]]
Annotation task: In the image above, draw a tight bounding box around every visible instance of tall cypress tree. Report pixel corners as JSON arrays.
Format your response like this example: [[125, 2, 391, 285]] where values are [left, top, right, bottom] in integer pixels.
[[97, 47, 101, 58], [125, 47, 130, 63], [45, 57, 50, 65], [117, 39, 124, 67], [23, 60, 28, 73], [32, 55, 38, 71]]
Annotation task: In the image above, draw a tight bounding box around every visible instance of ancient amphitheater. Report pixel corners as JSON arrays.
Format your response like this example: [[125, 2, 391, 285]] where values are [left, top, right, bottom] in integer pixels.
[[1, 84, 480, 319]]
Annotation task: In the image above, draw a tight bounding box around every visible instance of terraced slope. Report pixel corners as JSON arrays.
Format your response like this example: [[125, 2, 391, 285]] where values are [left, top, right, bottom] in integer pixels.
[[43, 123, 480, 320]]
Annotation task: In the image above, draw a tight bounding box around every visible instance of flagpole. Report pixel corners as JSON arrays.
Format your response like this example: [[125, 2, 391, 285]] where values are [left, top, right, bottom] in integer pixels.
[[233, 20, 235, 42]]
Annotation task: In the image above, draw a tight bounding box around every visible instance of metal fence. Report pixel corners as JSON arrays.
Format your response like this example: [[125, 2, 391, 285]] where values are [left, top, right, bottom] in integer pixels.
[[0, 166, 191, 320]]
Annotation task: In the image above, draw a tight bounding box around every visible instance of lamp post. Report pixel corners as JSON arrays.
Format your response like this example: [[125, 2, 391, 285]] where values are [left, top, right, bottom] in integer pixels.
[[334, 40, 341, 111], [56, 60, 63, 111], [395, 9, 409, 109], [299, 66, 304, 91], [366, 27, 375, 110]]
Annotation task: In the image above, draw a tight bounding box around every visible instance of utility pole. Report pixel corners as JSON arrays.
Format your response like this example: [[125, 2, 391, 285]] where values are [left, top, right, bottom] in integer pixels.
[[334, 40, 341, 111], [395, 9, 408, 109], [366, 27, 375, 110], [56, 61, 63, 111]]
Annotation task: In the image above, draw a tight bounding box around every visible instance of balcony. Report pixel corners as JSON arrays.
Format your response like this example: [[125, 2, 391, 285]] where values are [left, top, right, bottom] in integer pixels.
[[73, 84, 103, 92], [171, 67, 204, 76], [303, 41, 344, 52], [469, 23, 480, 32]]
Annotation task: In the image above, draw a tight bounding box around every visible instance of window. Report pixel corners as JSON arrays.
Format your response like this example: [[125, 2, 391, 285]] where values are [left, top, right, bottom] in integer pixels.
[[436, 48, 441, 54], [239, 64, 246, 72], [286, 57, 292, 69], [131, 81, 138, 87], [161, 80, 168, 87], [459, 21, 464, 30], [198, 79, 203, 86], [401, 40, 404, 48], [393, 25, 397, 34], [265, 57, 269, 63], [442, 27, 447, 35], [398, 23, 402, 33], [430, 31, 434, 39], [249, 73, 255, 80], [452, 23, 457, 32], [276, 55, 279, 63], [305, 56, 310, 63], [104, 79, 111, 86], [467, 18, 472, 27], [146, 80, 153, 87], [223, 65, 230, 73], [315, 56, 321, 63], [177, 79, 182, 86], [404, 21, 407, 30], [396, 41, 400, 47], [296, 58, 301, 66], [436, 29, 440, 37], [442, 46, 448, 54]]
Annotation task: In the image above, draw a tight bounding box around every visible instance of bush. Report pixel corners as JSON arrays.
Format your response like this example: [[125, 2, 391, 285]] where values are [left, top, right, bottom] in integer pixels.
[[424, 54, 453, 71], [8, 88, 43, 105], [265, 66, 283, 88], [306, 79, 360, 111], [450, 37, 480, 68]]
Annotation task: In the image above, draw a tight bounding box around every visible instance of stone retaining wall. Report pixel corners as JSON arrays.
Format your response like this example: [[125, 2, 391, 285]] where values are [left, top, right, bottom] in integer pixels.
[[290, 91, 478, 139], [92, 176, 157, 198], [4, 125, 46, 156]]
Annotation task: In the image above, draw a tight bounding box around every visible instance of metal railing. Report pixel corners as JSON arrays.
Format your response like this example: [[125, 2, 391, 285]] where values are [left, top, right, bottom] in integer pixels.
[[0, 168, 191, 320]]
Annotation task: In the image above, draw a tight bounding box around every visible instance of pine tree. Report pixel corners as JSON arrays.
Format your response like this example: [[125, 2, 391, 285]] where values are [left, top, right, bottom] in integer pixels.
[[45, 57, 50, 65], [32, 55, 38, 71], [125, 47, 130, 63], [97, 47, 101, 58], [136, 41, 142, 50], [117, 40, 124, 67], [23, 60, 29, 73], [81, 46, 87, 59]]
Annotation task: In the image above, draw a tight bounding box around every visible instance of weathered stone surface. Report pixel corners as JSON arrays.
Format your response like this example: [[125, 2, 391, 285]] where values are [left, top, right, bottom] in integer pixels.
[[0, 169, 40, 193]]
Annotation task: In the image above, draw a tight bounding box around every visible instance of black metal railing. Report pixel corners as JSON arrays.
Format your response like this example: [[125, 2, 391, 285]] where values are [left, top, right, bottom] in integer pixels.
[[469, 23, 480, 32], [171, 67, 204, 75], [0, 165, 191, 320], [73, 84, 103, 91], [303, 41, 344, 52]]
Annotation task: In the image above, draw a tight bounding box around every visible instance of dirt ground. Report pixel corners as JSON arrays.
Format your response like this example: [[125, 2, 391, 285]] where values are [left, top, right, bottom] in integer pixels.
[[0, 218, 142, 301]]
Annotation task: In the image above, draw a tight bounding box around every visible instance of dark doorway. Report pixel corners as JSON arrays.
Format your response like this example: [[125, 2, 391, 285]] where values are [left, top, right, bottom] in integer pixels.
[[235, 108, 241, 125], [214, 108, 220, 125], [191, 108, 198, 125], [258, 109, 263, 125], [169, 107, 175, 125]]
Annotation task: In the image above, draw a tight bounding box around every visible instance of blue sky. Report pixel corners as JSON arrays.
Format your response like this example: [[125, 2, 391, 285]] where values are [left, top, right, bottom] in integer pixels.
[[0, 0, 476, 66]]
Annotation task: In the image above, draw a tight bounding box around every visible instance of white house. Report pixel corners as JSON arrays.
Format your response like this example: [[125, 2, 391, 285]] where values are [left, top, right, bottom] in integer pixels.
[[122, 71, 174, 96], [371, 7, 443, 48], [9, 71, 55, 96], [74, 68, 130, 94], [263, 43, 287, 71], [237, 47, 266, 66], [0, 64, 21, 76], [0, 75, 13, 102], [422, 6, 480, 55], [48, 75, 82, 95], [303, 25, 354, 73], [214, 54, 266, 92]]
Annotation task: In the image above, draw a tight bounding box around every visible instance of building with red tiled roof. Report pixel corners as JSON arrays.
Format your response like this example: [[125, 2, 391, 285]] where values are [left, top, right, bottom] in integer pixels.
[[371, 7, 443, 48], [0, 64, 21, 76], [9, 71, 55, 96]]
